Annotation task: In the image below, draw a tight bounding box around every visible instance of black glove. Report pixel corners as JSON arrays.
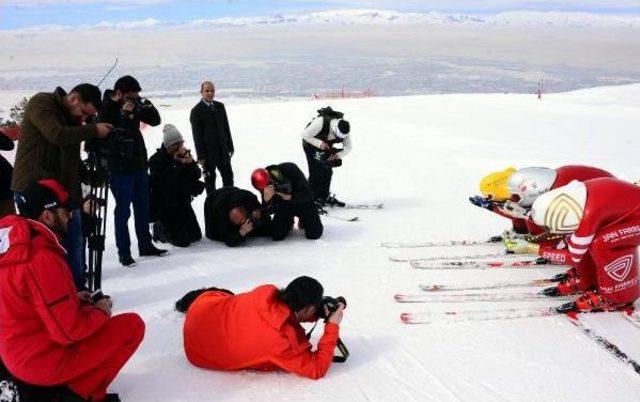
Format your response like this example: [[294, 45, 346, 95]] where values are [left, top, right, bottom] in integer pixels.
[[469, 195, 495, 210]]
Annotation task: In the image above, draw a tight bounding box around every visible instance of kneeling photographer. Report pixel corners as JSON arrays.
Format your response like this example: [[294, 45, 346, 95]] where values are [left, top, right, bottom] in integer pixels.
[[178, 276, 346, 380], [251, 162, 323, 241], [204, 185, 272, 247]]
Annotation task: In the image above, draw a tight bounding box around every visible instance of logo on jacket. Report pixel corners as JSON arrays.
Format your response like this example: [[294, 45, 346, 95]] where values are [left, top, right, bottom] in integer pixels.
[[604, 254, 634, 282], [544, 194, 583, 232], [0, 380, 19, 402], [0, 227, 12, 254]]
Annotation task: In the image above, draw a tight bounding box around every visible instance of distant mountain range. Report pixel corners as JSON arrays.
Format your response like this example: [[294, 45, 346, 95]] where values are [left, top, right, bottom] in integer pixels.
[[8, 9, 640, 32]]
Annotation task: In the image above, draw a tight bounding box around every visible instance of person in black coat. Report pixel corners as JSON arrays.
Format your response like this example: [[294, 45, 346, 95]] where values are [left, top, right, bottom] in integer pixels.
[[190, 81, 234, 195], [97, 75, 166, 266], [149, 124, 205, 248], [204, 186, 272, 247], [251, 162, 323, 241], [0, 130, 15, 218]]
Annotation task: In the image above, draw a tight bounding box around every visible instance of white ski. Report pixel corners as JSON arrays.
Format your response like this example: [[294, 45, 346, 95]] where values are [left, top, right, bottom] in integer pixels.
[[419, 279, 554, 293], [394, 292, 570, 303], [410, 259, 570, 270]]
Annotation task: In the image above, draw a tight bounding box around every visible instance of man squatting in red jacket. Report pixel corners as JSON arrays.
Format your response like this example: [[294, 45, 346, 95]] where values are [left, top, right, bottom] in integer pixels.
[[0, 179, 144, 402]]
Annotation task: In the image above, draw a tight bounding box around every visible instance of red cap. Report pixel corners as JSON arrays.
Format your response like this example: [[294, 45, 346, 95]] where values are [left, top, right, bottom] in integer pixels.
[[251, 168, 271, 190]]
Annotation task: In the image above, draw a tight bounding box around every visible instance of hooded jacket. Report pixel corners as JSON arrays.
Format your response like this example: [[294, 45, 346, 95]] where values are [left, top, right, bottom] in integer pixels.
[[183, 285, 339, 380], [0, 215, 109, 383]]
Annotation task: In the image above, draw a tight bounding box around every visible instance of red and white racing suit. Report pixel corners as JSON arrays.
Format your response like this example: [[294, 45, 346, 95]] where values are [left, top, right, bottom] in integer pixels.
[[540, 178, 640, 304]]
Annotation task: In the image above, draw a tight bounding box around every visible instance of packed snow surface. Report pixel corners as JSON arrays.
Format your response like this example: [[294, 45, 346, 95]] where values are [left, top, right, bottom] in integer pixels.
[[5, 84, 640, 401]]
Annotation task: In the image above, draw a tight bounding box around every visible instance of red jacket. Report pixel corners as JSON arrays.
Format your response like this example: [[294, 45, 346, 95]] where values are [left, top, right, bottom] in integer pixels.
[[526, 165, 614, 240], [539, 179, 640, 264], [183, 285, 340, 380], [0, 215, 109, 383]]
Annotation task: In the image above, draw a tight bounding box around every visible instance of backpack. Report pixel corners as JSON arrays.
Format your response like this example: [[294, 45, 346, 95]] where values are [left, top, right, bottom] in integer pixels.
[[306, 107, 345, 140]]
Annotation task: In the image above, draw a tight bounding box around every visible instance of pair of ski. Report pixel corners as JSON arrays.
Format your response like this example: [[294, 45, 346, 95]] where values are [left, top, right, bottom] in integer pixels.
[[321, 202, 383, 222], [401, 307, 640, 376]]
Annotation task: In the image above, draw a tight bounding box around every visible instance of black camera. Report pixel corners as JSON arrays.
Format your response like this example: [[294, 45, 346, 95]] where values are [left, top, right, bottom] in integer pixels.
[[247, 215, 264, 230], [318, 296, 346, 320], [314, 150, 342, 168], [86, 128, 135, 162], [90, 289, 105, 303], [274, 181, 292, 194]]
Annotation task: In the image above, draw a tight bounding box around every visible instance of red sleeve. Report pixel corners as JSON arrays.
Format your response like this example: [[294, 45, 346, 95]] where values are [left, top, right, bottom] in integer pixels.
[[272, 322, 340, 380], [25, 249, 109, 345]]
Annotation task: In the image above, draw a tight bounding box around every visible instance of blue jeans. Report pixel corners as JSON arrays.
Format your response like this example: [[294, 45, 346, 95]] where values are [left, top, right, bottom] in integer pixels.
[[14, 193, 86, 290], [110, 170, 153, 257]]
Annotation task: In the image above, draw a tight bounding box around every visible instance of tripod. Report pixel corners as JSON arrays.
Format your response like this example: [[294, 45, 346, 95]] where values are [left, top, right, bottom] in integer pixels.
[[84, 150, 110, 292]]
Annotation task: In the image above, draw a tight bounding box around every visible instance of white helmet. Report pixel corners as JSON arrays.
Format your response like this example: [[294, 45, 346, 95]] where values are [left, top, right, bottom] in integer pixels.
[[530, 180, 587, 233], [507, 167, 557, 207]]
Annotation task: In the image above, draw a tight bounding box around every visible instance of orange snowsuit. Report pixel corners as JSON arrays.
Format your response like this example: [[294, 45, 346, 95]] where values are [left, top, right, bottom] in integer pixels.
[[183, 285, 339, 380]]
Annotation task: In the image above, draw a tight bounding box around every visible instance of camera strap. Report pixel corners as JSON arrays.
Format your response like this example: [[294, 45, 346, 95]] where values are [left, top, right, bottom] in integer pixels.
[[305, 322, 349, 363]]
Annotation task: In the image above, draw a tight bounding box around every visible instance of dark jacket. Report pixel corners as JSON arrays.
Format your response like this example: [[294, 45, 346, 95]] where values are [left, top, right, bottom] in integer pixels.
[[96, 90, 160, 173], [148, 145, 204, 221], [204, 186, 267, 247], [11, 87, 98, 203], [190, 100, 234, 169], [264, 163, 314, 208]]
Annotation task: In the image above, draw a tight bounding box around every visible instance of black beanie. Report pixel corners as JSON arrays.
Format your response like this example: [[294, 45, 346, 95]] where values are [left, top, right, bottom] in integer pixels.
[[338, 119, 350, 135], [114, 75, 142, 93]]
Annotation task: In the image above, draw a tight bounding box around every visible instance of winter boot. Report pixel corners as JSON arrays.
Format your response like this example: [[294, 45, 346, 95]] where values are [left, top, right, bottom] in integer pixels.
[[551, 267, 577, 283], [542, 275, 581, 297], [119, 254, 136, 267], [325, 194, 346, 207], [573, 290, 628, 312], [152, 222, 167, 243]]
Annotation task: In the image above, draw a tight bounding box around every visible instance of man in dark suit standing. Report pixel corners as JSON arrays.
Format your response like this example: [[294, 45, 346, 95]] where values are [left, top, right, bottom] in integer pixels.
[[190, 81, 234, 194]]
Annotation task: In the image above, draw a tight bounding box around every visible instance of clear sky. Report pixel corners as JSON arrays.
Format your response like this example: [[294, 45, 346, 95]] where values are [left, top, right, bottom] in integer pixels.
[[1, 0, 639, 30]]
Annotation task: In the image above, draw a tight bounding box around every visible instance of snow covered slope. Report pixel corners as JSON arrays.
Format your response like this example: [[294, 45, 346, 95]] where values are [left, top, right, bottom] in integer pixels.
[[66, 84, 640, 401]]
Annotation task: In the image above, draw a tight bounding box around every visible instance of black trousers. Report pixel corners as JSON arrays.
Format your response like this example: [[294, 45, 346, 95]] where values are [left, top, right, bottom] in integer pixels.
[[204, 158, 234, 195], [303, 142, 332, 202], [159, 205, 202, 247], [271, 201, 323, 241]]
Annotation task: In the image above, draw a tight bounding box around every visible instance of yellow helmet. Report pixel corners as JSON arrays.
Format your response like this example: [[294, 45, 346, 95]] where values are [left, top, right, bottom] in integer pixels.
[[480, 167, 517, 201]]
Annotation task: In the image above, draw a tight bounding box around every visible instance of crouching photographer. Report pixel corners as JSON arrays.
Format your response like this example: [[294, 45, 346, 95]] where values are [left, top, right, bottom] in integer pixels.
[[178, 276, 347, 380], [251, 163, 323, 241]]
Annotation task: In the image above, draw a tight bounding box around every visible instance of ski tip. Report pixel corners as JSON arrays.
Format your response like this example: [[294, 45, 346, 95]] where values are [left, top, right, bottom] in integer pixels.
[[419, 285, 443, 292], [394, 294, 406, 301], [400, 313, 411, 323]]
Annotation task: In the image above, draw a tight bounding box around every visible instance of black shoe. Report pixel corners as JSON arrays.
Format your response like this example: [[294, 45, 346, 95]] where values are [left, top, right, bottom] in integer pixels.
[[104, 393, 121, 402], [140, 245, 168, 257], [325, 195, 346, 207], [119, 254, 136, 267], [152, 222, 167, 243]]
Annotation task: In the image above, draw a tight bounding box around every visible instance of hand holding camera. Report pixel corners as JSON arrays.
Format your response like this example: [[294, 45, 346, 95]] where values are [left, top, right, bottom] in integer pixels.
[[263, 185, 276, 203], [319, 296, 347, 325], [89, 289, 113, 316], [239, 219, 254, 237]]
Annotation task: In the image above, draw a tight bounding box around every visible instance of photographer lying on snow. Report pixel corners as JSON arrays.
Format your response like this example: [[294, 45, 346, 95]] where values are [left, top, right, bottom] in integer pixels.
[[177, 276, 346, 380], [204, 186, 272, 247]]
